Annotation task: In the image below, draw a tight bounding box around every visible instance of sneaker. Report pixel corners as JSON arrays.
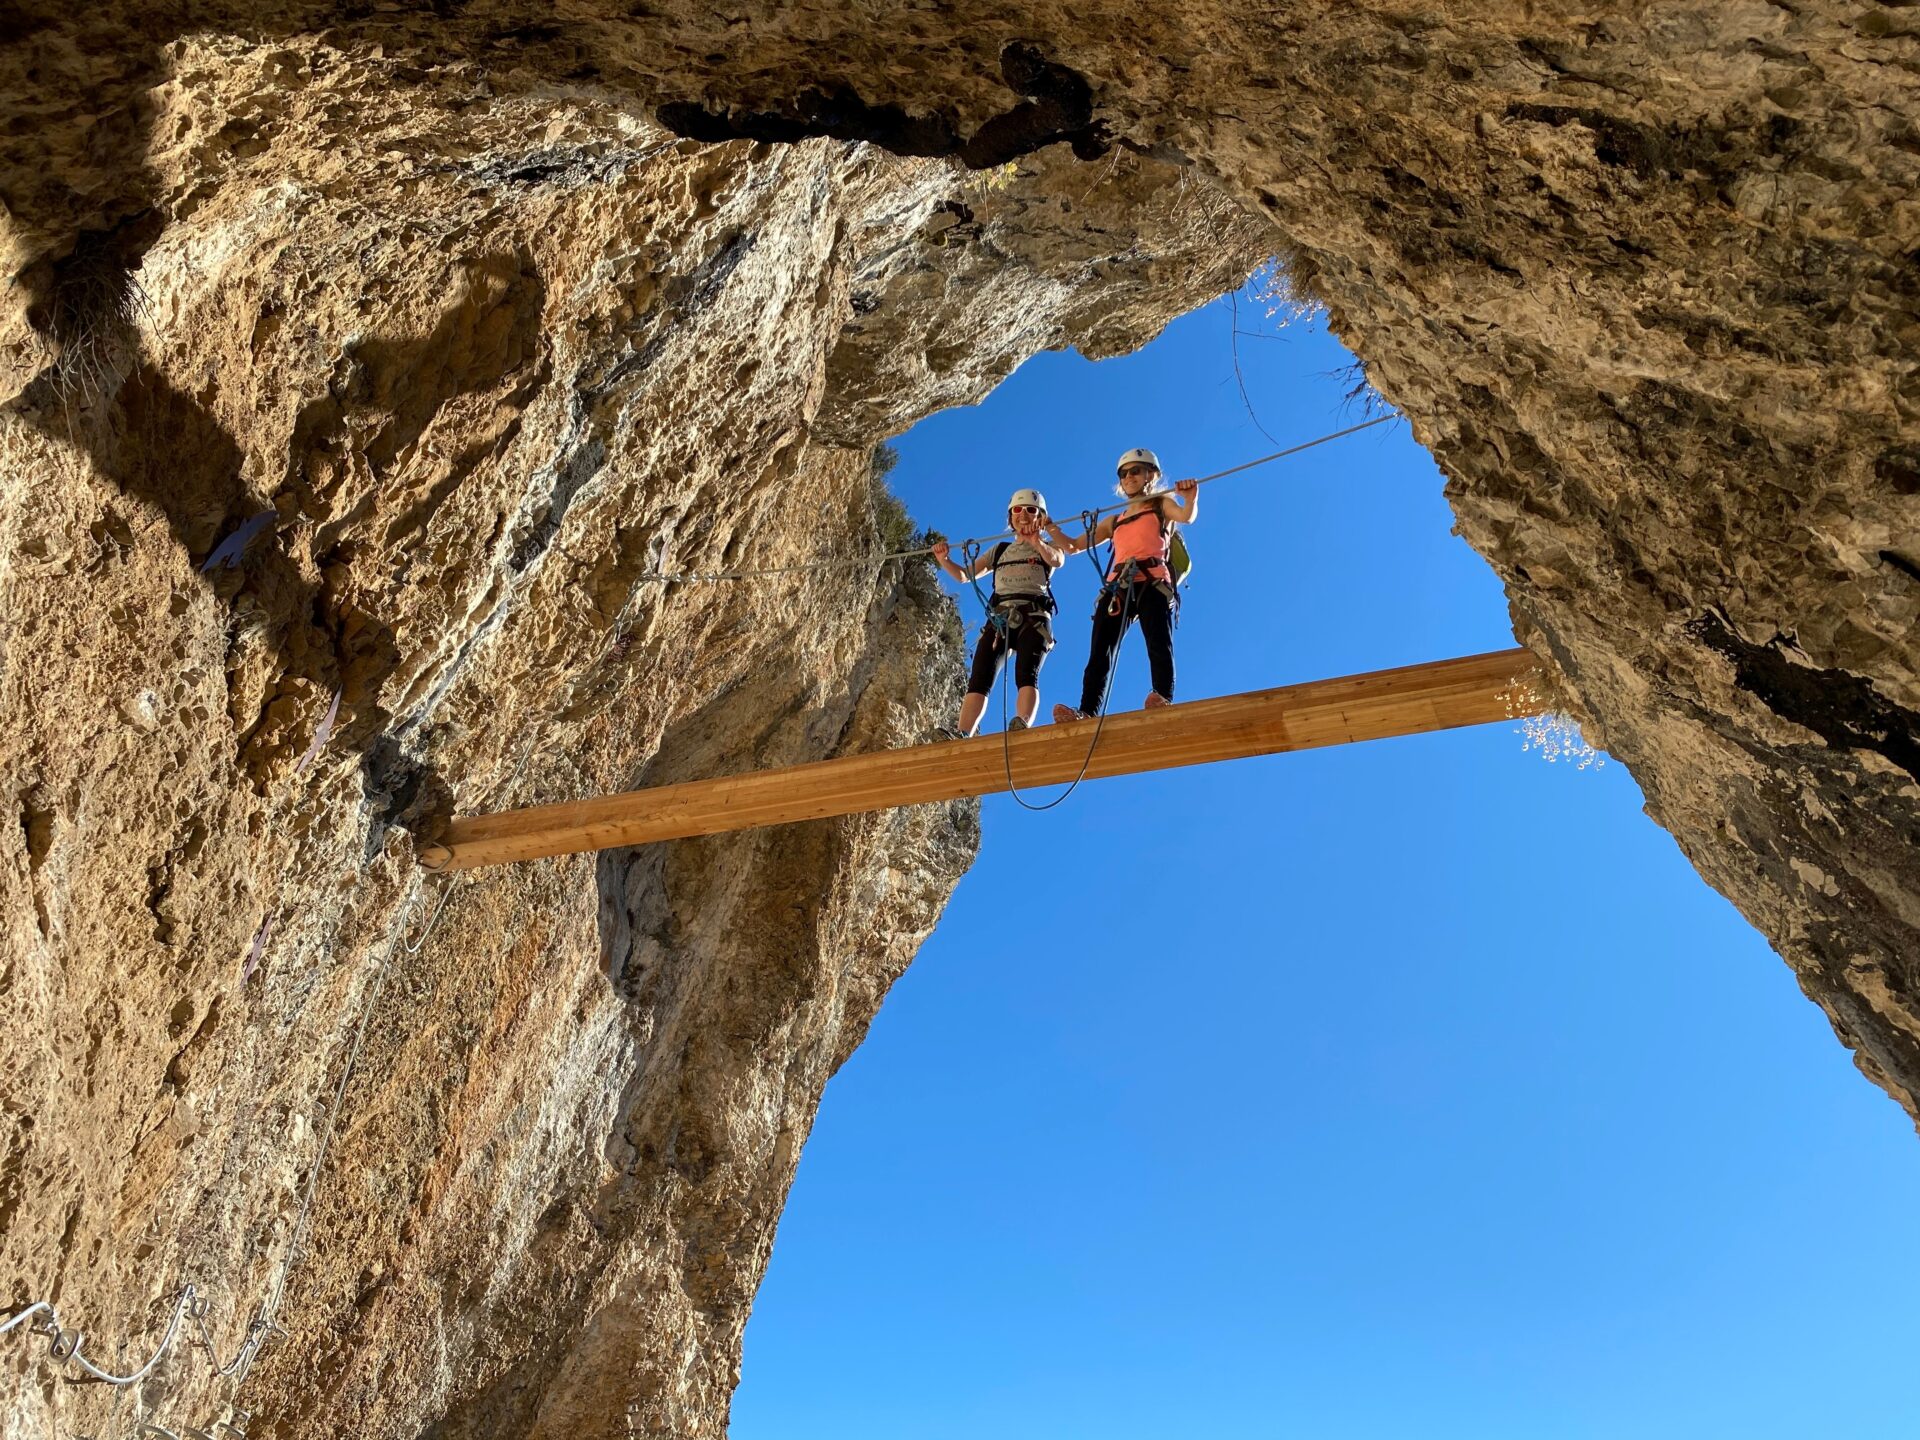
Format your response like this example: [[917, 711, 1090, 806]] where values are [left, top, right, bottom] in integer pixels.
[[1008, 715, 1030, 732], [1052, 703, 1089, 725], [1144, 691, 1172, 710], [933, 725, 966, 742]]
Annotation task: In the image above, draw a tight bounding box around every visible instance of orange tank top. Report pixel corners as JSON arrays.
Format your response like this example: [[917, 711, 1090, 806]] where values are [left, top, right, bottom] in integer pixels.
[[1107, 504, 1169, 580]]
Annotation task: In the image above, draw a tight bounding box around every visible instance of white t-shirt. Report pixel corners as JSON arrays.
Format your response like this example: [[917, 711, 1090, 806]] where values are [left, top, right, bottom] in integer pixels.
[[989, 538, 1057, 601]]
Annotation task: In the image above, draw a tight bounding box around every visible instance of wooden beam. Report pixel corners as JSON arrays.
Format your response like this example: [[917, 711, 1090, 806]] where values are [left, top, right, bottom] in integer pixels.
[[419, 648, 1542, 871]]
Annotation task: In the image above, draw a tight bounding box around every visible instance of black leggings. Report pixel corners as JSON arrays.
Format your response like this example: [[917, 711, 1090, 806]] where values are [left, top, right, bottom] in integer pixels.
[[1078, 583, 1174, 715], [967, 613, 1051, 694]]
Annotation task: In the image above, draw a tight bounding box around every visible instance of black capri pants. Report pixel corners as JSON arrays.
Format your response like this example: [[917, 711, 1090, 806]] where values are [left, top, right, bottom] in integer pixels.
[[966, 607, 1053, 694], [1077, 581, 1175, 715]]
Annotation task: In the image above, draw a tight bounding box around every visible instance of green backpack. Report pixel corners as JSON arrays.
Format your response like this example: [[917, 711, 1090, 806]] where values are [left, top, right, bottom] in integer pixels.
[[1169, 527, 1194, 586]]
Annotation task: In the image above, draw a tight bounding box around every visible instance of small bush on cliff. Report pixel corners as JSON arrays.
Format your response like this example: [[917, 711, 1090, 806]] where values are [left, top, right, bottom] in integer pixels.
[[1502, 672, 1604, 770], [29, 234, 153, 413], [864, 443, 959, 650], [869, 442, 920, 555], [1249, 253, 1326, 331], [965, 161, 1020, 195], [1327, 357, 1391, 418]]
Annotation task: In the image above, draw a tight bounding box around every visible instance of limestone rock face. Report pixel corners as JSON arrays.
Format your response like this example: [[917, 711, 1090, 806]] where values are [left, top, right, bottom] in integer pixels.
[[2, 3, 1917, 1438], [0, 27, 1259, 1440]]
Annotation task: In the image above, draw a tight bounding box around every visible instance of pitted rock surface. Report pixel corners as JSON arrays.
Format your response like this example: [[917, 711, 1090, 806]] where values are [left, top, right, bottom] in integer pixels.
[[0, 28, 1260, 1440], [2, 3, 1917, 1437]]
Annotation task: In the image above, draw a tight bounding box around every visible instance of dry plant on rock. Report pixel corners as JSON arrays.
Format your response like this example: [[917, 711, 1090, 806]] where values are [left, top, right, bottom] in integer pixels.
[[32, 235, 153, 416], [1248, 254, 1326, 331], [1502, 671, 1604, 770]]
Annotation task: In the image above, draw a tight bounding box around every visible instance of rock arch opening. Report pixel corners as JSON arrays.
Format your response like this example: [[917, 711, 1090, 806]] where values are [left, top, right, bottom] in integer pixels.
[[2, 7, 1916, 1437]]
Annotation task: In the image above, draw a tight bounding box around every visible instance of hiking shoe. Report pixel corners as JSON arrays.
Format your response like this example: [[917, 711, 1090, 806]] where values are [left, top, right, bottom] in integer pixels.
[[1008, 715, 1030, 732], [934, 725, 967, 742], [1052, 703, 1089, 725], [1144, 691, 1172, 710]]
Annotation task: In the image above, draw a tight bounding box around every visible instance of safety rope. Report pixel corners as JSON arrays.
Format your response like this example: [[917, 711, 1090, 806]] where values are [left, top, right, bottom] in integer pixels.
[[641, 415, 1392, 585], [998, 588, 1133, 812], [0, 878, 462, 1400], [990, 511, 1132, 811], [957, 538, 1003, 637]]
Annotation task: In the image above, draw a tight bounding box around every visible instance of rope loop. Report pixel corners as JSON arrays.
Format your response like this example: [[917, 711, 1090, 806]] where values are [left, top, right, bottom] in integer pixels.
[[0, 878, 465, 1401], [959, 539, 1003, 634], [1075, 509, 1105, 583], [995, 573, 1132, 812]]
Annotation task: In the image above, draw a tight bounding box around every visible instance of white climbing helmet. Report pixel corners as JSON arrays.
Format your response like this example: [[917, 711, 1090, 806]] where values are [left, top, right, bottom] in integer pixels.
[[1007, 487, 1048, 515], [1115, 447, 1161, 476]]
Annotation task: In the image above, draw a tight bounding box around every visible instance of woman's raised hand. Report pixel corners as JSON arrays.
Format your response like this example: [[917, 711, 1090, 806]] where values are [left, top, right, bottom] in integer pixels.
[[933, 540, 951, 562], [1176, 478, 1198, 498]]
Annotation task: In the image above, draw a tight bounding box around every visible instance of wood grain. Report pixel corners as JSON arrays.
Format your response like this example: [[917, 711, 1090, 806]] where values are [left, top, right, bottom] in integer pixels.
[[419, 649, 1542, 870]]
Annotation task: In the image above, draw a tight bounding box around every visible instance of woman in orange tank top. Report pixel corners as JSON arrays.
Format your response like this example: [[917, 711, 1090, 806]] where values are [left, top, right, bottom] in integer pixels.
[[1044, 447, 1198, 722]]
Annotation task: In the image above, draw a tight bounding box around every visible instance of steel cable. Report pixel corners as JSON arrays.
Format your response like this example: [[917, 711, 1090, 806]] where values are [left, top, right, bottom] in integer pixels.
[[0, 879, 462, 1397], [641, 415, 1392, 585]]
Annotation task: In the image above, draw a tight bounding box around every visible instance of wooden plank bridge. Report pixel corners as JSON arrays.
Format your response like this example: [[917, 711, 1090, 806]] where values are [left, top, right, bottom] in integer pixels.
[[417, 648, 1540, 872]]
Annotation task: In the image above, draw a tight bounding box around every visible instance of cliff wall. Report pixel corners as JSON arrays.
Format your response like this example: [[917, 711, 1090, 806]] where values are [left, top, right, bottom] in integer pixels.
[[2, 3, 1916, 1436], [0, 29, 1258, 1437]]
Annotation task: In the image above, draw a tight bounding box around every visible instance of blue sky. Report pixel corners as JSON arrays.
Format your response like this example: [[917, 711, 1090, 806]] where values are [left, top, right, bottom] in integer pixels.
[[731, 279, 1920, 1438]]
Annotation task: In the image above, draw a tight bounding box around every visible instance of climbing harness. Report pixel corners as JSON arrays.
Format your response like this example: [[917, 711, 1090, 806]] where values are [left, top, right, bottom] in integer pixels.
[[959, 536, 1060, 635], [1101, 558, 1178, 621], [969, 511, 1137, 813], [636, 415, 1392, 586], [1103, 506, 1181, 613], [987, 542, 1059, 617]]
